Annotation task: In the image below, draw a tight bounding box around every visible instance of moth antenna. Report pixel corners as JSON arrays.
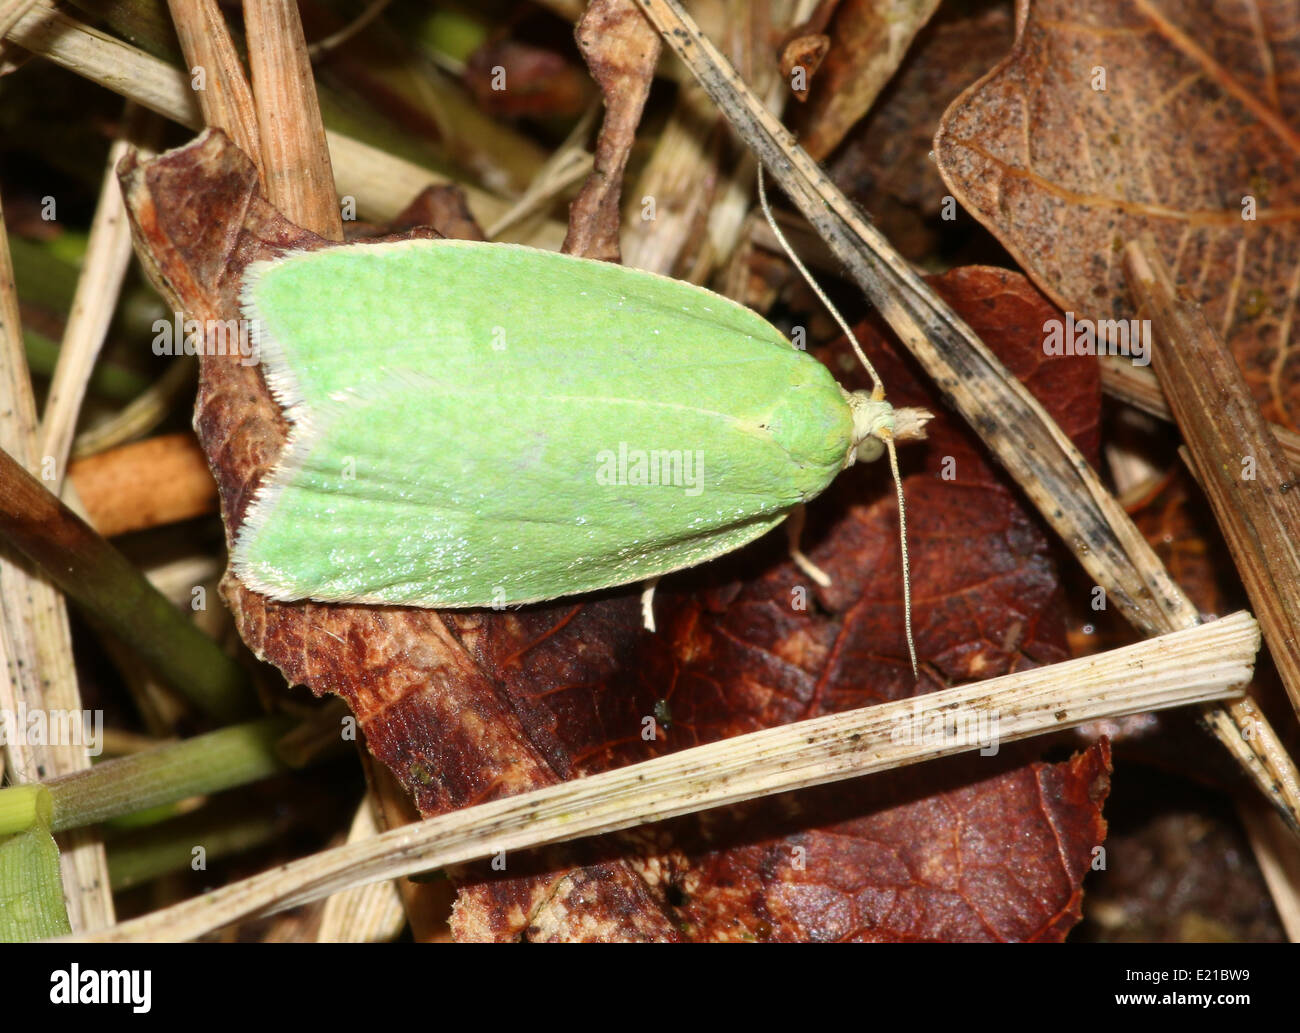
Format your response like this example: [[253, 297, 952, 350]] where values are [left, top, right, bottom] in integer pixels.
[[756, 165, 884, 397], [758, 166, 918, 679], [883, 432, 918, 679]]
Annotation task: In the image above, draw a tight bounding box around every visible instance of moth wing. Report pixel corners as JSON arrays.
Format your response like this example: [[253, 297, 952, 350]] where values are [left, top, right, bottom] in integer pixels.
[[241, 238, 803, 418], [237, 238, 857, 606]]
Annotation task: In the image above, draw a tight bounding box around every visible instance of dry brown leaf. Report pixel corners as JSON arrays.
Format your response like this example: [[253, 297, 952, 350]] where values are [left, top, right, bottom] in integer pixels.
[[779, 33, 830, 101], [935, 0, 1300, 428], [653, 742, 1110, 941], [561, 0, 661, 261], [794, 0, 944, 160], [827, 0, 1014, 257], [463, 37, 596, 120]]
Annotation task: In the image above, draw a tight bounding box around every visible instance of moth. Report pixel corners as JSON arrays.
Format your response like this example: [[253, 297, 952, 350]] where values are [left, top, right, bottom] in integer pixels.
[[233, 219, 930, 667]]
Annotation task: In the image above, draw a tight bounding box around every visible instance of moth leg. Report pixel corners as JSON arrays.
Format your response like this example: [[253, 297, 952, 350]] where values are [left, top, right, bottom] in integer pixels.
[[640, 577, 660, 633], [787, 504, 832, 587]]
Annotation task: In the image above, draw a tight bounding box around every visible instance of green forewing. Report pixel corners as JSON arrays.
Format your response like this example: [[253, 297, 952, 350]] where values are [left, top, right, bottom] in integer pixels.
[[234, 239, 854, 606]]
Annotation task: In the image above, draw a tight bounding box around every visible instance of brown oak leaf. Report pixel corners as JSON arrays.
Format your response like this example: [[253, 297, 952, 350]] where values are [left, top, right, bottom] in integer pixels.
[[935, 0, 1300, 428]]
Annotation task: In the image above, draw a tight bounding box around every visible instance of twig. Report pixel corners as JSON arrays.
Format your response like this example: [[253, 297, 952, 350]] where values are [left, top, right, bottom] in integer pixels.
[[69, 613, 1258, 942], [622, 0, 822, 279], [38, 101, 153, 488], [0, 194, 115, 932], [4, 1, 552, 237], [7, 2, 201, 129], [1101, 356, 1300, 471], [70, 356, 196, 459], [68, 432, 217, 538], [1237, 797, 1300, 942], [306, 0, 393, 60], [0, 443, 254, 723], [0, 0, 37, 36], [243, 0, 342, 241], [484, 104, 597, 240], [315, 799, 408, 943], [1125, 242, 1300, 722], [107, 805, 281, 893], [359, 757, 455, 942], [143, 555, 224, 609], [35, 715, 294, 832], [165, 0, 263, 181]]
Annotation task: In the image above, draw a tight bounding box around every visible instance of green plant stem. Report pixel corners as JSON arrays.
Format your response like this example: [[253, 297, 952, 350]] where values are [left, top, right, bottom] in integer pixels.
[[26, 328, 150, 402], [107, 806, 282, 891], [0, 442, 255, 722], [38, 715, 295, 833]]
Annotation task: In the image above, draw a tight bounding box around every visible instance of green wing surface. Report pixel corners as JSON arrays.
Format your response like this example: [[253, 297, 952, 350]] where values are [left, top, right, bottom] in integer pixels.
[[234, 239, 854, 606]]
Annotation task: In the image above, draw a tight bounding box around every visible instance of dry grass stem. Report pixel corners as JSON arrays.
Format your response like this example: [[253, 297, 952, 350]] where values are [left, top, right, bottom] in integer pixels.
[[0, 197, 115, 932]]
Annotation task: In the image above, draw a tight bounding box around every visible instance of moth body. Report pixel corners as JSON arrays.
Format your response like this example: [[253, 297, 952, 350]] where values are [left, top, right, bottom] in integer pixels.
[[233, 239, 921, 609]]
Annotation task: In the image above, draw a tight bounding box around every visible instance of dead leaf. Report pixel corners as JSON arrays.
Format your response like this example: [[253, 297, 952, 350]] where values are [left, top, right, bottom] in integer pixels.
[[463, 37, 595, 119], [827, 0, 1014, 257], [780, 34, 830, 101], [935, 0, 1300, 428], [657, 742, 1110, 941], [794, 0, 945, 160], [561, 0, 662, 261]]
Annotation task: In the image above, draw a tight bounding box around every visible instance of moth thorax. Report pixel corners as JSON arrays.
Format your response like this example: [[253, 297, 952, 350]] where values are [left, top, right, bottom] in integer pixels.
[[845, 390, 895, 466]]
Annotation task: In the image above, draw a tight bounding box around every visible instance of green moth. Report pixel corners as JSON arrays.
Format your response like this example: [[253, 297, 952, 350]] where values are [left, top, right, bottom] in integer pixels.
[[233, 239, 927, 635]]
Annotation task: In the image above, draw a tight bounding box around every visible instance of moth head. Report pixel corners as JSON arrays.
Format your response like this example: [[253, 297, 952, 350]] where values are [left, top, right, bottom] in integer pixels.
[[845, 390, 933, 466]]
